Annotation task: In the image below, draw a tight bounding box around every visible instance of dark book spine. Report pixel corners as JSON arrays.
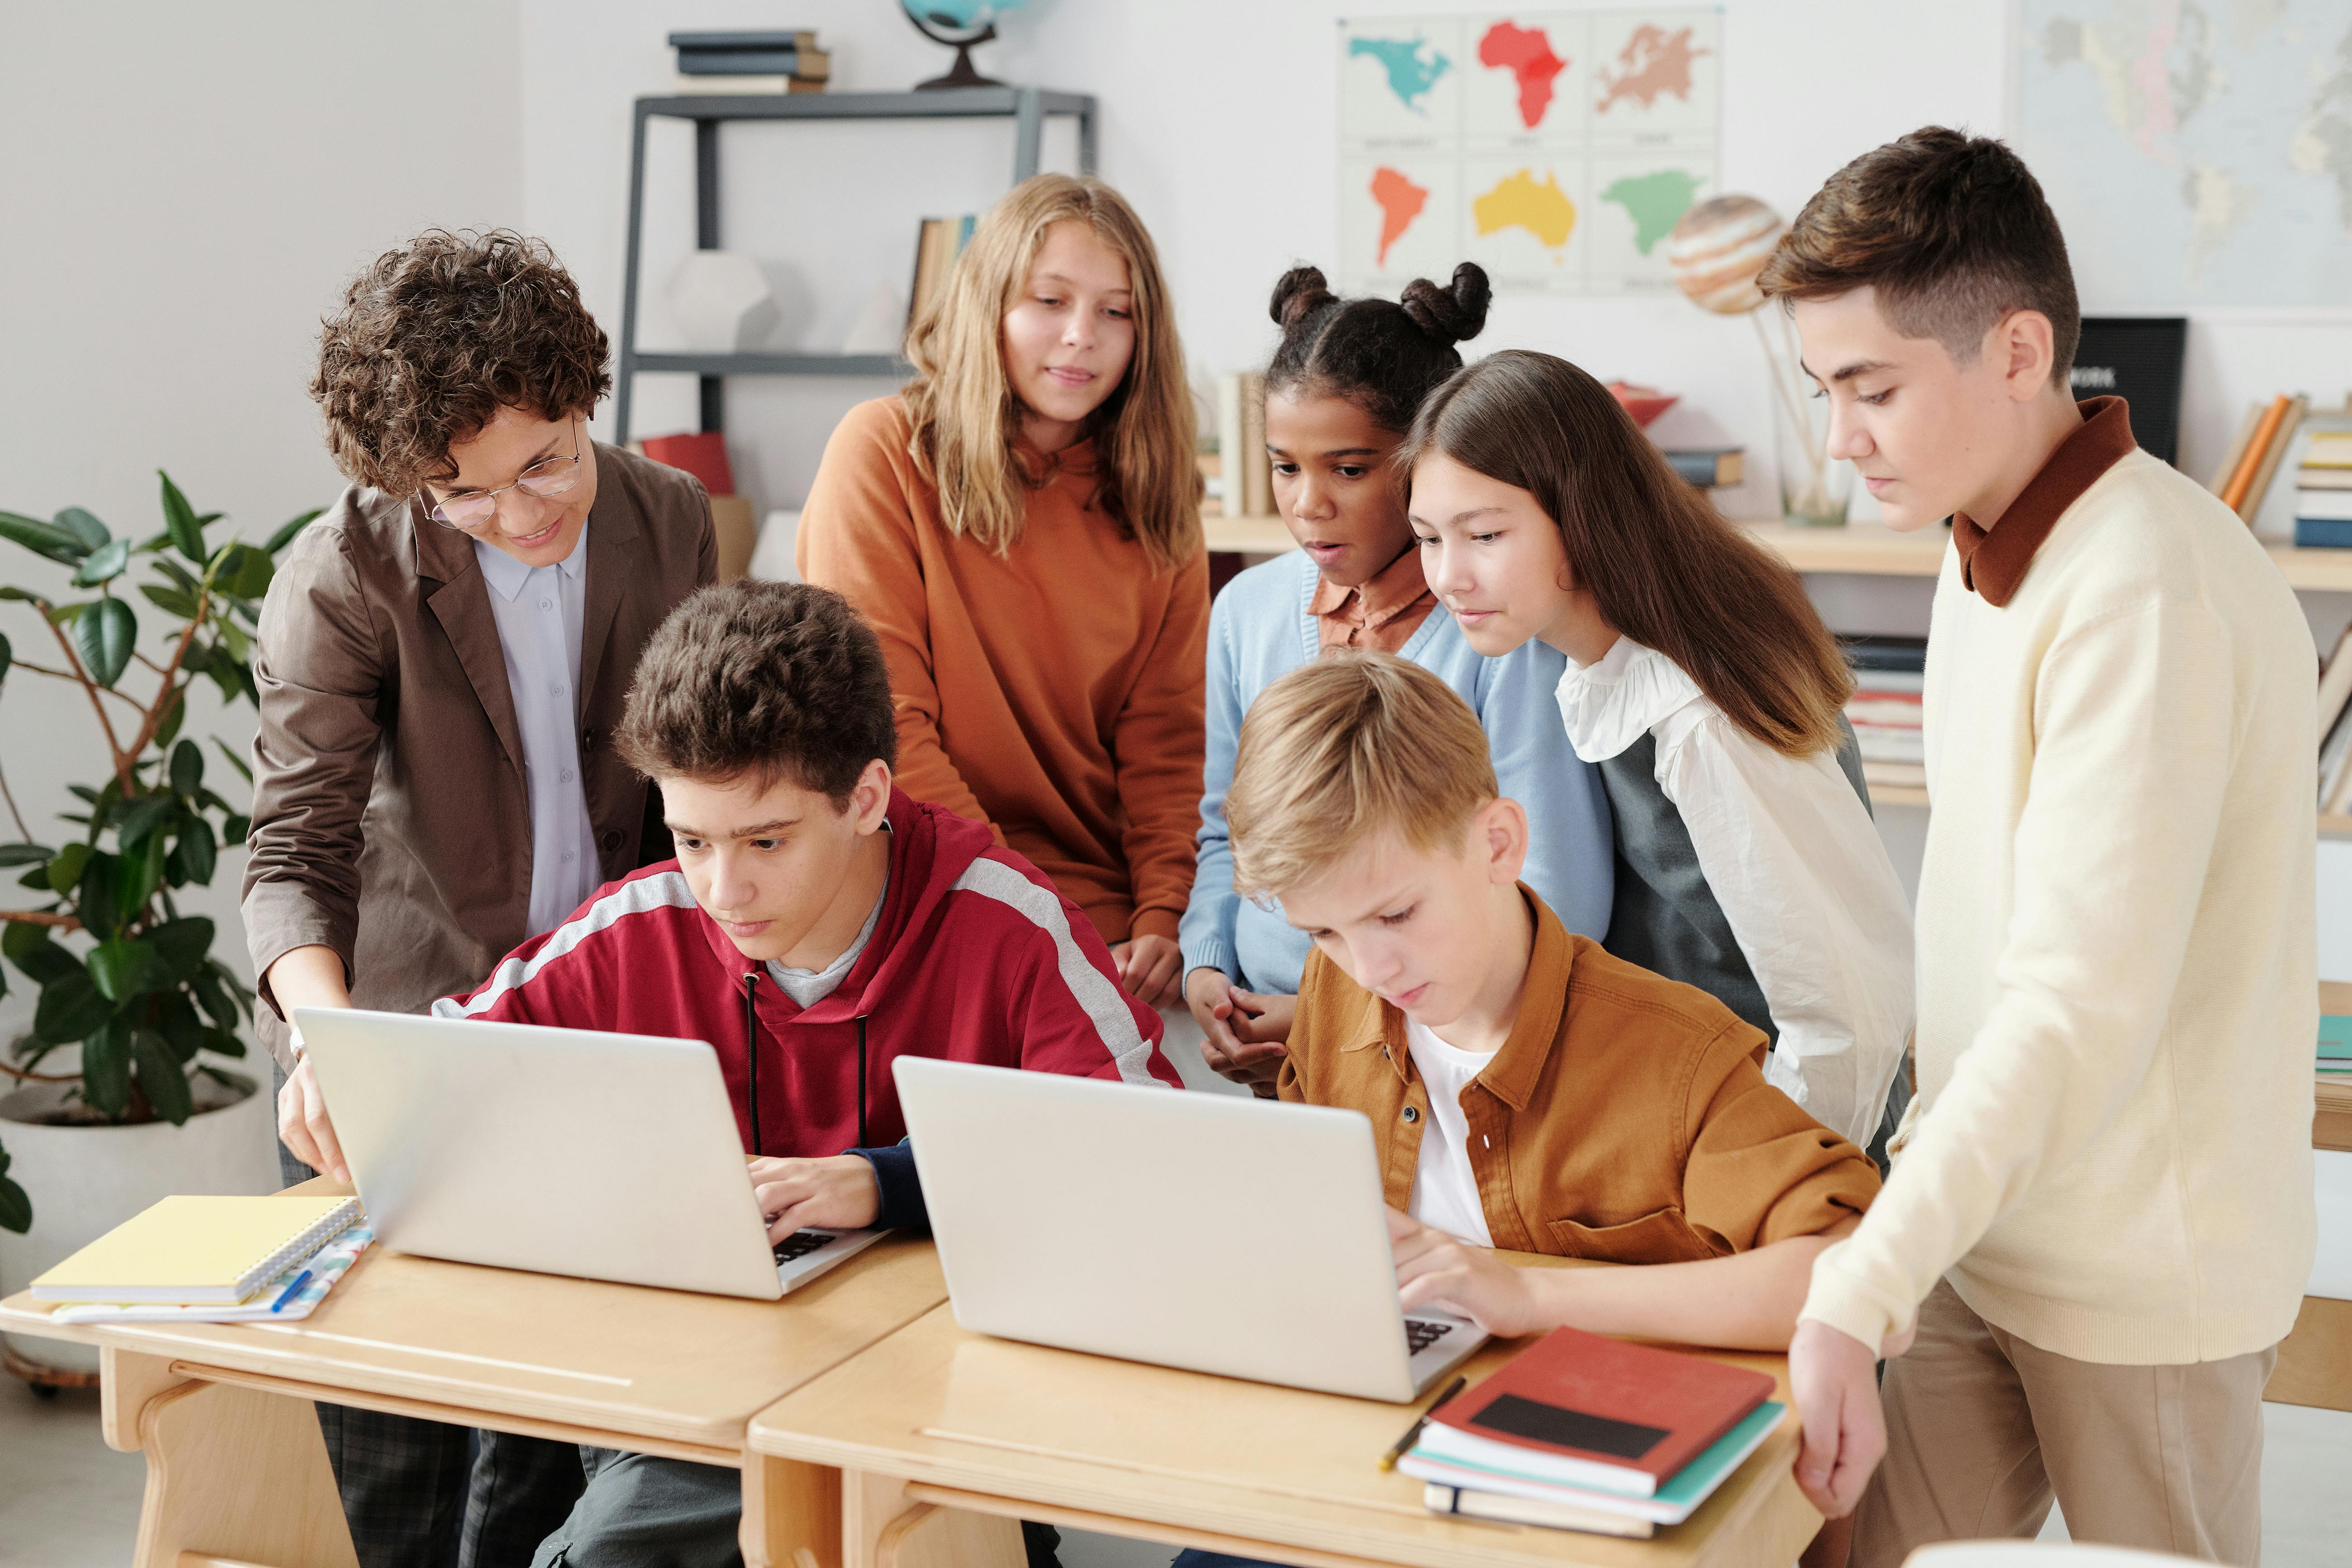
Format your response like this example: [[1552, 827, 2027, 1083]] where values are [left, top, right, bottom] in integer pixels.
[[2296, 517, 2352, 549], [677, 47, 802, 75], [1664, 450, 1726, 488]]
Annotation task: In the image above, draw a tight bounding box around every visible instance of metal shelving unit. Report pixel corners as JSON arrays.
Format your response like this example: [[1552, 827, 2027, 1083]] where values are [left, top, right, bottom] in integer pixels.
[[616, 87, 1099, 442]]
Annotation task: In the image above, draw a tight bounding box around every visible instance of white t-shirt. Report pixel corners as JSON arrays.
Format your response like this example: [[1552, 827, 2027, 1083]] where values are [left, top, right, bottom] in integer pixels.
[[1403, 1017, 1496, 1247]]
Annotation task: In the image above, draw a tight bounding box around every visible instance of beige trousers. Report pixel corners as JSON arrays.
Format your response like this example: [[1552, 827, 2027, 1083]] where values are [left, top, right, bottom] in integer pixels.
[[1853, 1278, 2277, 1568]]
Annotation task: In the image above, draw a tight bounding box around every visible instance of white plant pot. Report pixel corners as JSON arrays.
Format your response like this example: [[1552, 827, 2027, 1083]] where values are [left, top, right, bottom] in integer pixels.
[[0, 1071, 280, 1374]]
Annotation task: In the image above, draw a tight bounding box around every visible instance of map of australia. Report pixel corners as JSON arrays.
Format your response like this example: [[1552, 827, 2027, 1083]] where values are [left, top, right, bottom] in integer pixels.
[[1475, 168, 1578, 249]]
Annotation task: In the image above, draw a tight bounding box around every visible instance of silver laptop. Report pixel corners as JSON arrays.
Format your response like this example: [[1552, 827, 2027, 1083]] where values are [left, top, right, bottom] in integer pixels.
[[295, 1008, 883, 1300], [894, 1057, 1485, 1402]]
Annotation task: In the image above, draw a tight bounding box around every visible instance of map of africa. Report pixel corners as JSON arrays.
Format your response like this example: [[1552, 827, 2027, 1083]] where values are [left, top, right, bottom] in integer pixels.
[[2016, 0, 2352, 306], [1337, 9, 1719, 295]]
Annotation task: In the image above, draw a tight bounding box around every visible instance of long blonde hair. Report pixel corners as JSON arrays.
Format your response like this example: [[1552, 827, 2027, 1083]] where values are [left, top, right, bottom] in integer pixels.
[[901, 174, 1201, 572]]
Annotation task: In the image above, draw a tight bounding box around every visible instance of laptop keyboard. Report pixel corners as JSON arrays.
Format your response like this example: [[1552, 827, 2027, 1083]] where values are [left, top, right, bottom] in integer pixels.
[[772, 1230, 839, 1265], [1404, 1317, 1456, 1355]]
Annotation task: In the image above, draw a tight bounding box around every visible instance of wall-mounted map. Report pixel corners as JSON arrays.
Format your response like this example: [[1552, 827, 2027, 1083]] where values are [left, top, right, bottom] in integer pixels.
[[2016, 0, 2352, 307], [1337, 9, 1721, 295]]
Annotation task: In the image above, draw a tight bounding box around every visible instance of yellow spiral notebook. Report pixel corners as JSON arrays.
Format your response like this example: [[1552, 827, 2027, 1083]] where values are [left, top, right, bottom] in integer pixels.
[[31, 1194, 365, 1304]]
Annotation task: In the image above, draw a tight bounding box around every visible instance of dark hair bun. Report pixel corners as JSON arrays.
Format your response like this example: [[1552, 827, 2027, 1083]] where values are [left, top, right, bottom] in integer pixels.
[[1398, 263, 1491, 347], [1269, 265, 1340, 329]]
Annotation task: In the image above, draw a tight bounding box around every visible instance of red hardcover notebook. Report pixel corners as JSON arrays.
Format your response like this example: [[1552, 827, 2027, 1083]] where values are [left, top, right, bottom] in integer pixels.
[[640, 431, 736, 498], [1425, 1326, 1773, 1490]]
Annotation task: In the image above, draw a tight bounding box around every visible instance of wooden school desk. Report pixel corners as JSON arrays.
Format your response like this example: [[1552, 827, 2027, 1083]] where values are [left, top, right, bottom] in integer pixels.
[[742, 1260, 1821, 1568], [2267, 981, 2352, 1413], [0, 1178, 947, 1568]]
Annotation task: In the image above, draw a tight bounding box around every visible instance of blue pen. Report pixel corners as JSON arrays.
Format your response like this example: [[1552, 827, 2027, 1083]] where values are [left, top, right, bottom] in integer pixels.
[[269, 1270, 313, 1312]]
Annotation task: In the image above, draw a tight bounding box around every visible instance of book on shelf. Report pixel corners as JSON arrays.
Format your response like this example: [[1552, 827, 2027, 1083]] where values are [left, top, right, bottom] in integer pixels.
[[1215, 372, 1273, 518], [906, 215, 977, 332], [1864, 760, 1928, 790], [670, 73, 827, 95], [669, 29, 821, 52], [1838, 634, 1928, 674], [1663, 447, 1742, 488], [2317, 625, 2352, 810], [676, 48, 830, 77], [2215, 393, 2306, 524], [2320, 1015, 2352, 1076], [667, 28, 830, 92]]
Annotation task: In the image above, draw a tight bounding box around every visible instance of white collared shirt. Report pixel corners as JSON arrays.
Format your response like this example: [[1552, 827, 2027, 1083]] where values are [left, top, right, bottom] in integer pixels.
[[1555, 638, 1914, 1147], [474, 525, 600, 938], [1402, 1017, 1496, 1247]]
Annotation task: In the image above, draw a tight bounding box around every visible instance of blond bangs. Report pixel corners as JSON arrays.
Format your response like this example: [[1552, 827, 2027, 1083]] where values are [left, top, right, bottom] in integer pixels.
[[900, 174, 1201, 572]]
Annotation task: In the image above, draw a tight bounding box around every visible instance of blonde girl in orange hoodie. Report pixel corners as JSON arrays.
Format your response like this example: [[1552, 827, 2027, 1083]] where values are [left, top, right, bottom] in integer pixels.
[[798, 174, 1206, 1008]]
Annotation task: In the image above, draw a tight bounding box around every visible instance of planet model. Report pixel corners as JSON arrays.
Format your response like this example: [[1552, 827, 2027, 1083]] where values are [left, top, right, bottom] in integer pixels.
[[1666, 195, 1788, 315]]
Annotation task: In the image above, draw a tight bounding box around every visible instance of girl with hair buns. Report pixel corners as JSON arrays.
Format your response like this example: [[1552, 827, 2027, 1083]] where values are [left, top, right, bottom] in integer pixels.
[[1181, 264, 1613, 1093], [800, 174, 1206, 1010], [1400, 349, 1913, 1157]]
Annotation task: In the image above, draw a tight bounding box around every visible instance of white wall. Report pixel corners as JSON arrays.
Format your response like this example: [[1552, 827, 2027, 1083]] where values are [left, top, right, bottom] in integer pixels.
[[0, 2, 525, 1036]]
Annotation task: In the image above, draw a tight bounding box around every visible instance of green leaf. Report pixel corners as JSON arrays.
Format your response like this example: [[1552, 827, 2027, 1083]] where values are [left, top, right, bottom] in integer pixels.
[[80, 1018, 131, 1117], [71, 538, 131, 587], [212, 738, 254, 785], [226, 546, 273, 600], [266, 507, 325, 556], [115, 831, 166, 920], [0, 629, 10, 688], [0, 1167, 29, 1235], [45, 840, 90, 895], [140, 583, 199, 618], [170, 738, 203, 798], [2, 920, 61, 970], [217, 619, 250, 662], [86, 938, 157, 1003], [115, 794, 176, 853], [203, 1026, 246, 1059], [33, 969, 113, 1045], [0, 510, 90, 565], [191, 969, 238, 1028], [153, 989, 204, 1059], [159, 472, 206, 564], [202, 652, 242, 703], [8, 938, 77, 989], [0, 843, 51, 867], [168, 815, 217, 886], [54, 507, 109, 550], [155, 558, 199, 594], [148, 915, 213, 981], [153, 688, 185, 752], [221, 813, 250, 847], [72, 596, 136, 686], [76, 849, 121, 938], [133, 1028, 194, 1124]]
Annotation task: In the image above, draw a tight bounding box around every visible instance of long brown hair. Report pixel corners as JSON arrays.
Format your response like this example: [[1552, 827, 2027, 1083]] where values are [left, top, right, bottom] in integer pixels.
[[1399, 350, 1850, 757], [901, 174, 1201, 572]]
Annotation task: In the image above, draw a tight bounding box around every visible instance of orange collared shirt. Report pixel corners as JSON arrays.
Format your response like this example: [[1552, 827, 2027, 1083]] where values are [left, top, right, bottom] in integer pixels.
[[1308, 545, 1438, 654]]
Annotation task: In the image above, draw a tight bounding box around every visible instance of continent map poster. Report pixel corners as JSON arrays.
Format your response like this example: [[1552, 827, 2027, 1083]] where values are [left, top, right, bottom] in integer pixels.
[[1338, 10, 1721, 295]]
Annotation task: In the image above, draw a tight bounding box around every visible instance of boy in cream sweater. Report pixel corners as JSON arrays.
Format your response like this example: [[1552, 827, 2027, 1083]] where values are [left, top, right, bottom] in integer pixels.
[[1761, 128, 2316, 1567]]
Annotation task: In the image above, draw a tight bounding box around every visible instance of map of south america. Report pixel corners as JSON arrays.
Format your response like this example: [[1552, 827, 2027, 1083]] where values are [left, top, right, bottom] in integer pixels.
[[1477, 21, 1568, 129], [1369, 166, 1432, 265]]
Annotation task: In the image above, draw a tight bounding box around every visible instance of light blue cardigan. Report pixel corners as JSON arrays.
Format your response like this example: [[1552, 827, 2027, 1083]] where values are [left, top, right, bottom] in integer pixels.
[[1181, 550, 1616, 995]]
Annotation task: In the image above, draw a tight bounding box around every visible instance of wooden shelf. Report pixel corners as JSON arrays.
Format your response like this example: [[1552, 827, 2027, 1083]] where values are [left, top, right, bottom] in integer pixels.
[[1738, 517, 2352, 592], [1200, 511, 1295, 554]]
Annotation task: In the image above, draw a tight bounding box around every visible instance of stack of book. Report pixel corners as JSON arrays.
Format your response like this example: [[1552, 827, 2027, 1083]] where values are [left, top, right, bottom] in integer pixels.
[[669, 29, 831, 94], [2210, 393, 2305, 526], [1840, 635, 1927, 790], [2321, 1013, 2352, 1080], [1215, 372, 1274, 518], [1398, 1327, 1784, 1539], [29, 1194, 373, 1325], [1663, 448, 1743, 490], [2294, 427, 2352, 548]]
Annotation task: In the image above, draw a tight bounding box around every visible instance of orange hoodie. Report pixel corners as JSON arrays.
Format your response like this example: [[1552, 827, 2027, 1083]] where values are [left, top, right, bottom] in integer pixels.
[[798, 397, 1209, 947]]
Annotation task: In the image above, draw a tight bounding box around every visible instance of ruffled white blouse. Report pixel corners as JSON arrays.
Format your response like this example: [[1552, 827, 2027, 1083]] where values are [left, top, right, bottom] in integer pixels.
[[1556, 638, 1915, 1147]]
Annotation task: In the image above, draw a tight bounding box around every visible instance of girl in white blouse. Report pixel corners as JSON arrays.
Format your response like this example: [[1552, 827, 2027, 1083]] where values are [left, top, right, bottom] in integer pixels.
[[1398, 349, 1914, 1156]]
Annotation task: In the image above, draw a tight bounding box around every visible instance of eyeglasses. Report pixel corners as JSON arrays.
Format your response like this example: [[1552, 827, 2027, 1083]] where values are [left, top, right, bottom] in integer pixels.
[[425, 420, 584, 530]]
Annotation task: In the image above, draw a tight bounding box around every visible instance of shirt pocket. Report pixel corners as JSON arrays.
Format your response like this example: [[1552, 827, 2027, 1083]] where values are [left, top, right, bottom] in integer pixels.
[[1545, 1208, 1723, 1264]]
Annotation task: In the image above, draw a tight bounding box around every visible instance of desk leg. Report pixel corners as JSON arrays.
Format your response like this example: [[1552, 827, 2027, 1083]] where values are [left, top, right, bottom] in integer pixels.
[[843, 1469, 1023, 1568], [124, 1379, 359, 1568], [742, 1454, 843, 1568]]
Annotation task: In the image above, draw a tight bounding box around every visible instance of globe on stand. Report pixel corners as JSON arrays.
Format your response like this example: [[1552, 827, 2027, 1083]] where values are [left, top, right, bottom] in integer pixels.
[[903, 0, 1031, 91]]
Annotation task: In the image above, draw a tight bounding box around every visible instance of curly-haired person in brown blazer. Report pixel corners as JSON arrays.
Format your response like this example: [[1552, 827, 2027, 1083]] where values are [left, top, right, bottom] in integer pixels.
[[240, 229, 715, 1568]]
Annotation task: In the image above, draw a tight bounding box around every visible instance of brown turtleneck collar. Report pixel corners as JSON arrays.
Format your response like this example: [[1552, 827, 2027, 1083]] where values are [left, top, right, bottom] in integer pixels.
[[1950, 395, 2136, 607]]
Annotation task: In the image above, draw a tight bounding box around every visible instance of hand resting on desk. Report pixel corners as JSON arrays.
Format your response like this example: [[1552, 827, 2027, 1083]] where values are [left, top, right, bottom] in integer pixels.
[[750, 1154, 880, 1239]]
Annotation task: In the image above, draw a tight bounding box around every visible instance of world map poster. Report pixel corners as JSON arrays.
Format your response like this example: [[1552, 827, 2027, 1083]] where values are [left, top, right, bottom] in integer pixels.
[[1337, 9, 1721, 296]]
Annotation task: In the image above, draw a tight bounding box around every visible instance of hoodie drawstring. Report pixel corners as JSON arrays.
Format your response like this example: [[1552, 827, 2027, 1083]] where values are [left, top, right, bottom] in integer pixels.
[[743, 970, 763, 1158]]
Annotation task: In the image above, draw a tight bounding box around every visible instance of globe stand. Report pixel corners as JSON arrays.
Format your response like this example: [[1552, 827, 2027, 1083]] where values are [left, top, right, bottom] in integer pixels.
[[910, 17, 1004, 90]]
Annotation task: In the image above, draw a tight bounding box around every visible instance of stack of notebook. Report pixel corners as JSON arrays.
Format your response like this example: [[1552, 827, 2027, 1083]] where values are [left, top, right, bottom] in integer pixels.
[[1399, 1326, 1785, 1539], [1840, 635, 1928, 790], [2296, 428, 2352, 548], [29, 1194, 370, 1323], [2323, 1014, 2352, 1080]]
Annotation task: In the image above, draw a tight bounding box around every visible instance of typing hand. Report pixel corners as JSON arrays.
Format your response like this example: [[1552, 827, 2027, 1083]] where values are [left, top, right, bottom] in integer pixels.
[[1186, 970, 1287, 1094], [1388, 1208, 1544, 1338], [277, 1052, 349, 1184], [1788, 1318, 1893, 1518], [749, 1155, 880, 1240], [1110, 934, 1184, 1008]]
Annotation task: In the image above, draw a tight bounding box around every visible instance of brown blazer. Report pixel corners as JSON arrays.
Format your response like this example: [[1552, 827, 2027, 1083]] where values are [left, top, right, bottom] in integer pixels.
[[1277, 889, 1880, 1262], [241, 445, 716, 1068]]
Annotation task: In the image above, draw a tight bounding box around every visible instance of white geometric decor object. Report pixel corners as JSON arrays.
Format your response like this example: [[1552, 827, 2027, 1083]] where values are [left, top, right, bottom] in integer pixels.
[[665, 251, 778, 351], [840, 279, 905, 356]]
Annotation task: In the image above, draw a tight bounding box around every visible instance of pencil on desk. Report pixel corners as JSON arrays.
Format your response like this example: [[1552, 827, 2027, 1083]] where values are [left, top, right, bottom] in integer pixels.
[[1380, 1374, 1467, 1470]]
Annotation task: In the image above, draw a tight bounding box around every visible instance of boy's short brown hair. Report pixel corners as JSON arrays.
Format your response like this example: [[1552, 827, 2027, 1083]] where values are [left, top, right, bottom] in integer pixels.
[[311, 229, 611, 495], [1759, 126, 2080, 384], [1226, 653, 1496, 898], [615, 581, 899, 806]]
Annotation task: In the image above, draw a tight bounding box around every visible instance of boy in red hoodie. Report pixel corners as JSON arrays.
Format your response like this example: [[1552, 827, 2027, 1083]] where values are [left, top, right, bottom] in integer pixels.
[[360, 578, 1177, 1566]]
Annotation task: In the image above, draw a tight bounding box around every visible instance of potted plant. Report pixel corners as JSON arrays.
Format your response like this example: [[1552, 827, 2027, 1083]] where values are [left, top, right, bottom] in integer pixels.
[[0, 476, 317, 1382]]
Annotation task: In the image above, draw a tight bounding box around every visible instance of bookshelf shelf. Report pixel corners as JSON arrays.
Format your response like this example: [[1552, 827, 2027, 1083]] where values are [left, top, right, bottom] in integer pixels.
[[1736, 517, 2352, 593], [632, 351, 907, 378]]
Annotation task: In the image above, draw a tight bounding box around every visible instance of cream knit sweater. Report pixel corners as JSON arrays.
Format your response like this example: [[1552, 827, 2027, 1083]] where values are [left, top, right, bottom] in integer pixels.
[[1802, 448, 2318, 1364]]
